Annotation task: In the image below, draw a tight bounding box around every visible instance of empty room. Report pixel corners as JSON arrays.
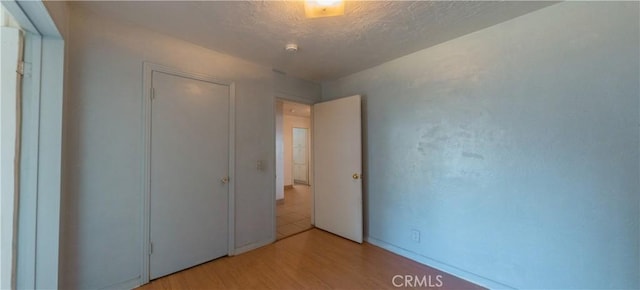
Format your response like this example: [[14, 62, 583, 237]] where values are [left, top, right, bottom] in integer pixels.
[[0, 1, 638, 289]]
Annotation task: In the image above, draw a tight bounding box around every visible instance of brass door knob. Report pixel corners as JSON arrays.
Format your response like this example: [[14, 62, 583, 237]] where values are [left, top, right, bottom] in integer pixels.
[[352, 173, 360, 180], [221, 176, 230, 184]]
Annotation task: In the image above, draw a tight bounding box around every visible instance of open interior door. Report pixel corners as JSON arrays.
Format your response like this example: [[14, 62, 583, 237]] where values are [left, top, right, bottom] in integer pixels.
[[313, 95, 362, 243]]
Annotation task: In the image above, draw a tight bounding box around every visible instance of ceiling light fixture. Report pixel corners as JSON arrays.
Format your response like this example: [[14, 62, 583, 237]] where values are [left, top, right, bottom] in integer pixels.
[[304, 0, 344, 18]]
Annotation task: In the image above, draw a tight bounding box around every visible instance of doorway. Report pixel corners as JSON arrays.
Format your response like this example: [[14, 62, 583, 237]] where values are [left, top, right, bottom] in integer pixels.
[[275, 99, 313, 240]]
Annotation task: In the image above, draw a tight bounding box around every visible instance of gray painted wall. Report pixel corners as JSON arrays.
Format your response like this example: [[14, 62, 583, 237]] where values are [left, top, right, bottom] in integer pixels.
[[274, 72, 321, 102], [322, 2, 639, 289], [60, 7, 320, 289]]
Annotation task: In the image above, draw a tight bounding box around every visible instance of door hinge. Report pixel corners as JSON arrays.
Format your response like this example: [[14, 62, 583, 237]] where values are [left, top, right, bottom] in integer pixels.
[[150, 87, 155, 101], [17, 62, 32, 77], [149, 242, 153, 255], [17, 61, 25, 76]]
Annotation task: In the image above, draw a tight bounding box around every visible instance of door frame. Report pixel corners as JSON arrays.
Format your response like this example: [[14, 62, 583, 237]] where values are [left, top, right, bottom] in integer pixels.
[[141, 62, 235, 284], [273, 96, 315, 240], [1, 2, 65, 288]]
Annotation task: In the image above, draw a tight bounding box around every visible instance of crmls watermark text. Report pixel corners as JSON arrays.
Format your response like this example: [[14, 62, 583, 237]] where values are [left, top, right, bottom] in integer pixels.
[[392, 274, 444, 288]]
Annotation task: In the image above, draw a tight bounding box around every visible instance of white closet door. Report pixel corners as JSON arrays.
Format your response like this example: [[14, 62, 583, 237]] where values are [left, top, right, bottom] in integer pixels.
[[149, 71, 230, 279]]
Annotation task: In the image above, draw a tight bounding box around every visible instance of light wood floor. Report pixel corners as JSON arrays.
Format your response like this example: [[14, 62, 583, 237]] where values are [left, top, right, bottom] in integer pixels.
[[137, 229, 484, 290], [276, 185, 312, 239]]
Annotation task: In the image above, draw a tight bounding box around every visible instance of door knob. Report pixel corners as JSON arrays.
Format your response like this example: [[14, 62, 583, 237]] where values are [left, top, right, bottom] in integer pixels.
[[352, 173, 360, 180], [221, 176, 230, 184]]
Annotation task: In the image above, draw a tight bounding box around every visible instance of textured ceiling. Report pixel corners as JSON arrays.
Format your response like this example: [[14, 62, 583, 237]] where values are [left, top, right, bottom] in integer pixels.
[[73, 1, 556, 81]]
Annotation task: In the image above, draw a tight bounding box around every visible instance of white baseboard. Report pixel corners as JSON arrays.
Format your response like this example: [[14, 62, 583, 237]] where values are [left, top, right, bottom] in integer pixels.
[[365, 236, 513, 290], [233, 238, 274, 255], [102, 239, 275, 290], [98, 275, 141, 290]]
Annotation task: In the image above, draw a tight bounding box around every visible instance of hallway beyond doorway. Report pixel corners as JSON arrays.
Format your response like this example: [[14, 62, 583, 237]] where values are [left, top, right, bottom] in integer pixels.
[[276, 185, 312, 239]]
